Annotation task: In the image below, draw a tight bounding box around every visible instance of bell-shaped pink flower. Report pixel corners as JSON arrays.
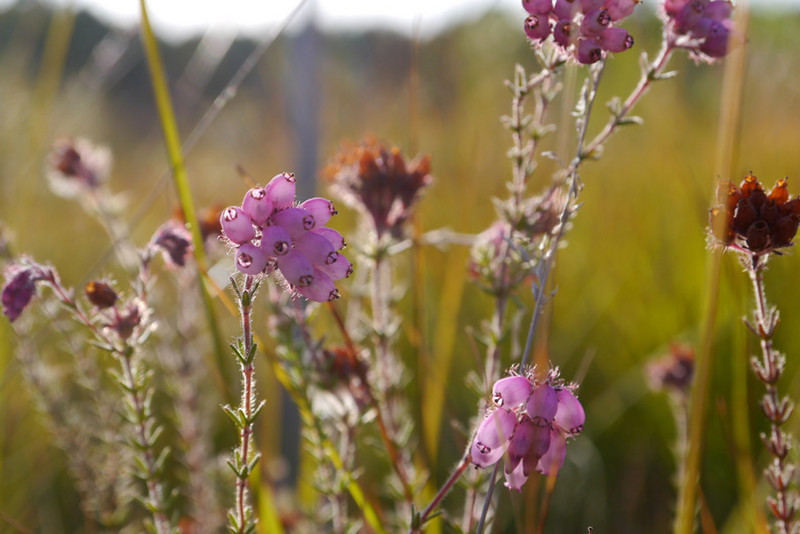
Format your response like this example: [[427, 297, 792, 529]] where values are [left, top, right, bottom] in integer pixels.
[[471, 408, 517, 468], [264, 172, 296, 210], [242, 187, 273, 225], [221, 207, 255, 244], [313, 227, 346, 250], [600, 27, 634, 52], [554, 388, 585, 434], [553, 19, 575, 47], [524, 14, 552, 41], [523, 0, 552, 15], [527, 384, 558, 426], [492, 376, 532, 408], [580, 9, 611, 37], [603, 0, 637, 20], [554, 0, 579, 19], [277, 249, 314, 288], [235, 243, 269, 275], [299, 197, 337, 227], [577, 38, 603, 64], [504, 419, 552, 490], [271, 207, 315, 238], [536, 428, 567, 475], [260, 225, 292, 258], [293, 231, 338, 267], [297, 268, 340, 302], [317, 254, 353, 281]]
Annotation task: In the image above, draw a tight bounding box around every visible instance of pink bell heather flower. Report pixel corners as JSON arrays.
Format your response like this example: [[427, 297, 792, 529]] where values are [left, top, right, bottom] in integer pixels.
[[219, 171, 352, 302], [662, 0, 736, 60], [2, 260, 48, 322], [471, 367, 585, 490], [521, 0, 639, 63]]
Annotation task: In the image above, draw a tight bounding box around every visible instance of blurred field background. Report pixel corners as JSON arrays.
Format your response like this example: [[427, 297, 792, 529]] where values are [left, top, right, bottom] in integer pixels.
[[1, 1, 800, 532]]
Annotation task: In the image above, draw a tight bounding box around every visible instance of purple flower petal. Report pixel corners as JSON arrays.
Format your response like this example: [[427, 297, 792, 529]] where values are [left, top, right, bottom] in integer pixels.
[[472, 408, 517, 468], [313, 227, 346, 250], [271, 208, 315, 238], [554, 388, 585, 434], [492, 376, 532, 408], [316, 253, 353, 281], [221, 207, 256, 244], [264, 172, 296, 210], [242, 187, 273, 225], [536, 428, 567, 476], [277, 249, 315, 287], [235, 243, 269, 275], [299, 197, 337, 227], [527, 384, 558, 426], [293, 231, 338, 267], [260, 225, 292, 258], [2, 265, 38, 322], [297, 268, 340, 302]]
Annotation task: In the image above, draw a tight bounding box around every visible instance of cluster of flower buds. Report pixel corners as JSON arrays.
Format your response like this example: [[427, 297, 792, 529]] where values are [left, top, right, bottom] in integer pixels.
[[663, 0, 734, 58], [522, 0, 638, 64], [220, 172, 352, 302], [1, 259, 48, 323], [471, 368, 585, 490], [710, 174, 800, 256]]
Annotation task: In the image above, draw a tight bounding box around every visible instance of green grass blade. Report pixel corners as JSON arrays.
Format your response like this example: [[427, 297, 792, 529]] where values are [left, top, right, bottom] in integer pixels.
[[138, 0, 230, 398]]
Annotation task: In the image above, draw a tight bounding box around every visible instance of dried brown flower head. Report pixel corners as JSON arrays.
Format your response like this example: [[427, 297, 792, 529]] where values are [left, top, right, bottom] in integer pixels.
[[646, 343, 695, 394], [85, 281, 119, 309], [45, 138, 111, 198], [324, 137, 432, 239], [710, 173, 800, 255]]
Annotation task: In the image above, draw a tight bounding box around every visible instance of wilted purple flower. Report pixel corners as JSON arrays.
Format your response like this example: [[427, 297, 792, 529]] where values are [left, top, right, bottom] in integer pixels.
[[219, 172, 352, 302], [45, 138, 112, 198], [2, 261, 48, 322], [521, 0, 638, 62], [471, 368, 585, 490], [151, 221, 193, 269]]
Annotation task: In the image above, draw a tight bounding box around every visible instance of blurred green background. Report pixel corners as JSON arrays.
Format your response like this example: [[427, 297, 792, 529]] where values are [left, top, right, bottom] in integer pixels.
[[1, 1, 800, 532]]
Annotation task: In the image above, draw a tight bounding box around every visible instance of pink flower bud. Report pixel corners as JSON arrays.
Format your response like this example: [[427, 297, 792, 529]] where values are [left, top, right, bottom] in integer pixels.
[[527, 384, 558, 425], [674, 0, 708, 34], [580, 9, 611, 37], [536, 428, 567, 475], [271, 207, 316, 238], [699, 19, 730, 57], [504, 419, 552, 490], [297, 268, 340, 302], [704, 0, 732, 21], [235, 243, 269, 275], [242, 187, 273, 225], [313, 227, 346, 250], [576, 38, 604, 64], [524, 14, 552, 41], [277, 249, 315, 287], [554, 0, 579, 19], [663, 0, 690, 16], [264, 172, 296, 210], [220, 207, 256, 244], [554, 388, 585, 434], [293, 231, 338, 266], [579, 0, 604, 12], [523, 0, 553, 15], [505, 417, 536, 474], [603, 0, 637, 20], [317, 253, 353, 281], [260, 225, 292, 258], [492, 376, 532, 408], [600, 27, 634, 52], [471, 408, 517, 468], [299, 197, 337, 227], [553, 19, 575, 47]]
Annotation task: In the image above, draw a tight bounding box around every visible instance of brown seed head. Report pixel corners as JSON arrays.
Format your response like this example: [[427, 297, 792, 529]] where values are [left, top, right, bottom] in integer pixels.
[[85, 281, 118, 309]]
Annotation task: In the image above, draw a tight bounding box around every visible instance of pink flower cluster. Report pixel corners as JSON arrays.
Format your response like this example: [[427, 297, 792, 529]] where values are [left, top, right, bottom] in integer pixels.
[[664, 0, 734, 58], [220, 172, 352, 302], [522, 0, 638, 64], [471, 369, 585, 490]]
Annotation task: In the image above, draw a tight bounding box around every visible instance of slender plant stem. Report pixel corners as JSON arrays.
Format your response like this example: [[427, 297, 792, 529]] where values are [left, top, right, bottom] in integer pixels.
[[234, 275, 257, 531], [748, 256, 796, 534], [409, 454, 471, 533]]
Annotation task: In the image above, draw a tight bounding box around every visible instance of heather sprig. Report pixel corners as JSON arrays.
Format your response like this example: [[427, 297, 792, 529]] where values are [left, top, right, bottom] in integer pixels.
[[709, 173, 800, 533]]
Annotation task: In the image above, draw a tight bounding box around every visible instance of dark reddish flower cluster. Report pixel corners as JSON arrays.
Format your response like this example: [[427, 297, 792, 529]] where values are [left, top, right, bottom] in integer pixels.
[[149, 221, 193, 269], [220, 172, 352, 302], [1, 260, 48, 322], [472, 368, 585, 490], [522, 0, 638, 64], [710, 174, 800, 255], [45, 138, 111, 198], [663, 0, 734, 58], [324, 138, 432, 239]]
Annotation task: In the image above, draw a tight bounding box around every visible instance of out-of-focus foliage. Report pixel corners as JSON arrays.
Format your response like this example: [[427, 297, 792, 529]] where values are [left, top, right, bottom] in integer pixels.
[[1, 1, 800, 532]]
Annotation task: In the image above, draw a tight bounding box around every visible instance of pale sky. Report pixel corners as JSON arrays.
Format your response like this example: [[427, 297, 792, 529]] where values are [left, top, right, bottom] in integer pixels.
[[0, 0, 795, 41]]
